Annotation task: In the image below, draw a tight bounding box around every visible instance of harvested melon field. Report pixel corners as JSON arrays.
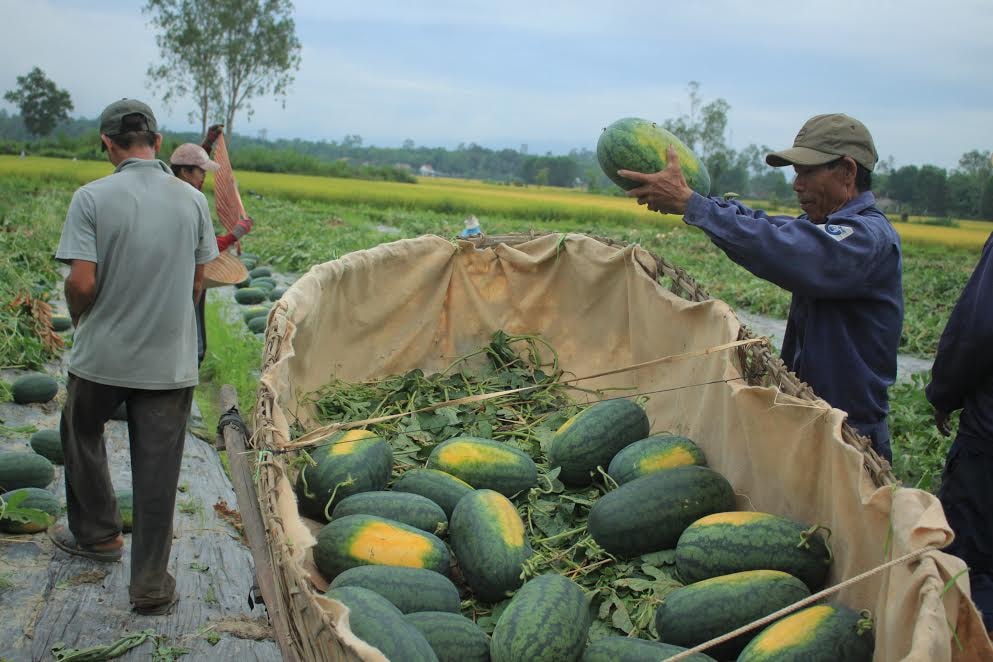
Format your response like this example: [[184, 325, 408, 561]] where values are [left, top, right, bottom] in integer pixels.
[[1, 170, 991, 661]]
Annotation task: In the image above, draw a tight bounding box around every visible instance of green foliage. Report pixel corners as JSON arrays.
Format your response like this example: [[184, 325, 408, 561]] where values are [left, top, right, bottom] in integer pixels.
[[0, 177, 69, 368], [194, 298, 265, 429], [230, 144, 416, 182], [3, 68, 73, 138], [889, 372, 954, 492], [307, 331, 574, 464], [0, 489, 53, 531], [143, 0, 302, 136]]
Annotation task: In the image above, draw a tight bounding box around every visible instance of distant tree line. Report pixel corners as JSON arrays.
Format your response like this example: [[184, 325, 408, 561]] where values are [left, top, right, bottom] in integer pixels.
[[2, 74, 992, 219]]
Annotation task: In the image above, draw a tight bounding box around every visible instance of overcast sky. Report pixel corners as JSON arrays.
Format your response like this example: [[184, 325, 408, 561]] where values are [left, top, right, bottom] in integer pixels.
[[2, 0, 992, 169]]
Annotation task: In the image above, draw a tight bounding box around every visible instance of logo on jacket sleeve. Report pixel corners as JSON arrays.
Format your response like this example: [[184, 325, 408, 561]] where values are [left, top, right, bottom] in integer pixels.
[[821, 223, 854, 241]]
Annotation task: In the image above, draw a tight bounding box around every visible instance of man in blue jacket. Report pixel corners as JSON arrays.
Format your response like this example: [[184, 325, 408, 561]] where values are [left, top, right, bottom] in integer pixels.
[[926, 232, 993, 633], [620, 114, 903, 461]]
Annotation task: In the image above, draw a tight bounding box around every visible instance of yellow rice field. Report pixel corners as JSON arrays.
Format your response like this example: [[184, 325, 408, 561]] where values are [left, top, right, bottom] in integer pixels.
[[2, 155, 989, 249]]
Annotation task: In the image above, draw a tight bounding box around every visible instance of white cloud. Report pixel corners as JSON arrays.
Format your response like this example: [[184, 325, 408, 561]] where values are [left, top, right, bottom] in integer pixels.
[[2, 0, 991, 167], [0, 1, 157, 120]]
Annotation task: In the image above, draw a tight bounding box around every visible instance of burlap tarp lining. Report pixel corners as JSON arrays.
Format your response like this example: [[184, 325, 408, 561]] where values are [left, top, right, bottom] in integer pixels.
[[253, 233, 992, 661]]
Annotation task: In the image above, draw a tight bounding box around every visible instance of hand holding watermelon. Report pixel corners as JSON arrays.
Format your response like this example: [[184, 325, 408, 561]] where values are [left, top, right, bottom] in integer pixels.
[[596, 117, 711, 207], [619, 145, 695, 214]]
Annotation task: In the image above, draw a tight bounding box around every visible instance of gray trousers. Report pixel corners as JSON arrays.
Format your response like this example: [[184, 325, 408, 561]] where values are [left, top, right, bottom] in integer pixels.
[[60, 373, 193, 602]]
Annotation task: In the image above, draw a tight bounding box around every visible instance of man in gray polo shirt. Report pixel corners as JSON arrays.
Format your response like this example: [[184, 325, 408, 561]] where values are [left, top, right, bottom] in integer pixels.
[[50, 98, 218, 615]]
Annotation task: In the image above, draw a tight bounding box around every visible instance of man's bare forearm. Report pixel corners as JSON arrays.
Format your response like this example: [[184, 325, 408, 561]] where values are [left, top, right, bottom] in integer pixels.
[[65, 280, 95, 326], [193, 264, 205, 305]]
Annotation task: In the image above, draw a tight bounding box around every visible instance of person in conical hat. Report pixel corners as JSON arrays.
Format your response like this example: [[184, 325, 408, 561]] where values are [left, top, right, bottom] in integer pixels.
[[170, 126, 254, 365]]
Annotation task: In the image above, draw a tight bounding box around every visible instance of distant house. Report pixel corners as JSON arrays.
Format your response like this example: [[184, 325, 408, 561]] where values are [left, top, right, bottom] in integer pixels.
[[395, 163, 413, 171], [419, 164, 436, 177]]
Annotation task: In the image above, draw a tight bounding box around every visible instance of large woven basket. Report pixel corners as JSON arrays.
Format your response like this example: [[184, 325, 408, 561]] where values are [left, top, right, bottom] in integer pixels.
[[251, 232, 918, 661]]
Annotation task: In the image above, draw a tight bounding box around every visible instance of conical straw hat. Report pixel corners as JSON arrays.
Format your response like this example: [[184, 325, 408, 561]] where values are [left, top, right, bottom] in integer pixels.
[[203, 250, 249, 288]]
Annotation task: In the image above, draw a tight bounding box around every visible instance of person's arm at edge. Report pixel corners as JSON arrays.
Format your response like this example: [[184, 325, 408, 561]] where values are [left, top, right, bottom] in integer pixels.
[[216, 232, 237, 252], [621, 148, 880, 298], [926, 233, 993, 434], [65, 260, 97, 326], [201, 124, 224, 155]]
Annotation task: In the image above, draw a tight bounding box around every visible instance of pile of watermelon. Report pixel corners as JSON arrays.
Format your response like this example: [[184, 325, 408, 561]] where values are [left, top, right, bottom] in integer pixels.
[[231, 255, 287, 334], [293, 340, 875, 662]]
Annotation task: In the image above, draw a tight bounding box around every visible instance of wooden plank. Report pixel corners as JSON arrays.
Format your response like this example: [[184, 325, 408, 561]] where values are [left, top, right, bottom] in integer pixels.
[[221, 384, 298, 662]]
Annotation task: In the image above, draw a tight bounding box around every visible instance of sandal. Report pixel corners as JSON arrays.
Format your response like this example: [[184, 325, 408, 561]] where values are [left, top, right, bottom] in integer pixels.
[[49, 525, 123, 562], [132, 591, 179, 616]]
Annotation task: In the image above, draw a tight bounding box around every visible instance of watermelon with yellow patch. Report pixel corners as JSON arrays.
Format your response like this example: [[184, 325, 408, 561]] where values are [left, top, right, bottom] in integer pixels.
[[294, 429, 392, 521], [426, 437, 536, 497], [737, 604, 874, 662], [654, 570, 811, 660], [597, 117, 711, 194], [675, 511, 832, 591], [449, 489, 532, 601], [313, 514, 450, 580], [607, 434, 706, 485]]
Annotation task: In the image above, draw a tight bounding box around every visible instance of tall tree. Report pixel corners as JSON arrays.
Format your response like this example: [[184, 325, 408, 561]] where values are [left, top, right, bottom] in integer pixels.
[[144, 0, 218, 135], [957, 150, 993, 179], [980, 176, 993, 221], [663, 82, 737, 195], [3, 67, 73, 137], [144, 0, 301, 137]]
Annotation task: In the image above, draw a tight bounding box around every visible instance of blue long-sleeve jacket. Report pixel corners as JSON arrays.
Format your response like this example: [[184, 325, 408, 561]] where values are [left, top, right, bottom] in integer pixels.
[[683, 191, 904, 443], [926, 232, 993, 451]]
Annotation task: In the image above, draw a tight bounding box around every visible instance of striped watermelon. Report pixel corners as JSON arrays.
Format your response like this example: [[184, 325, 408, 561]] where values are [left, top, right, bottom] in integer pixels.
[[674, 511, 832, 591], [597, 117, 711, 194], [294, 429, 392, 521], [654, 570, 811, 659], [547, 399, 650, 486], [392, 468, 474, 518], [325, 585, 439, 661], [490, 574, 590, 662], [588, 465, 736, 558], [328, 565, 461, 614], [313, 514, 450, 579], [737, 604, 874, 662], [331, 491, 447, 534], [607, 434, 706, 485], [426, 437, 536, 497], [404, 612, 490, 662], [581, 637, 716, 661], [449, 489, 532, 601]]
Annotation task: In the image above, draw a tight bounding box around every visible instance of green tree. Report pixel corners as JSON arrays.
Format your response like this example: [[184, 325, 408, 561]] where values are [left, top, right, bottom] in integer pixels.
[[957, 150, 993, 179], [980, 176, 993, 221], [914, 165, 948, 217], [144, 0, 301, 136], [3, 67, 73, 137], [144, 0, 218, 135], [662, 82, 738, 195]]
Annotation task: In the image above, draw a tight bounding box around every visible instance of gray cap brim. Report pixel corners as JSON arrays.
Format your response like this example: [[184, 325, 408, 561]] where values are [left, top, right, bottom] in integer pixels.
[[766, 146, 839, 168]]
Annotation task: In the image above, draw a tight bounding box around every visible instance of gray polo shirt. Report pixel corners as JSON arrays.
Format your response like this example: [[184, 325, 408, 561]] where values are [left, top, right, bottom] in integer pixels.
[[56, 158, 219, 389]]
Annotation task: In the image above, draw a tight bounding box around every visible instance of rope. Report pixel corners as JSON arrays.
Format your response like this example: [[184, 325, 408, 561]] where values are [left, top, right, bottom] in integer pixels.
[[282, 338, 766, 451], [664, 545, 940, 661]]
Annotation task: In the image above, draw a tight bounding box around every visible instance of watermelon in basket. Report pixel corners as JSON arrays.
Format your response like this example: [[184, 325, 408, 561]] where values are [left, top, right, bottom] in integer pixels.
[[251, 233, 989, 661]]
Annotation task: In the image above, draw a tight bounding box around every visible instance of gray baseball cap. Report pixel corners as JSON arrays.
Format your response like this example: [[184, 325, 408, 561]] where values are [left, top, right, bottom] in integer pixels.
[[766, 113, 878, 172], [99, 98, 158, 136]]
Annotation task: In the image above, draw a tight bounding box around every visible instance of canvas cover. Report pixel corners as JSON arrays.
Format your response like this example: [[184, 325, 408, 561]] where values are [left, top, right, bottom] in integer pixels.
[[256, 233, 993, 661]]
